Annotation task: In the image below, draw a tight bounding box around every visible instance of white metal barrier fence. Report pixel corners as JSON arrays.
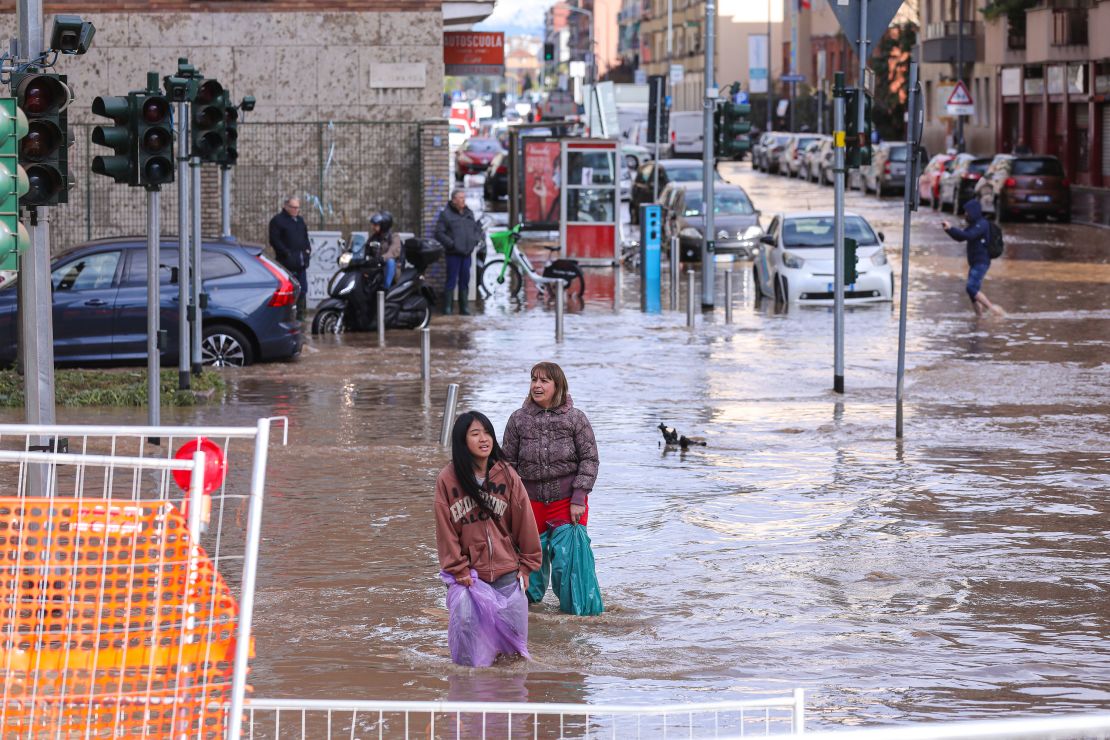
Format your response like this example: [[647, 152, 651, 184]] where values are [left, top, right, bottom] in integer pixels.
[[243, 692, 806, 739], [797, 713, 1110, 740], [0, 420, 284, 740]]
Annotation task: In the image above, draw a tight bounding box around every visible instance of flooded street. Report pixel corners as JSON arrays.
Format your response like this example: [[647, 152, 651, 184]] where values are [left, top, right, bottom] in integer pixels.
[[23, 165, 1110, 729]]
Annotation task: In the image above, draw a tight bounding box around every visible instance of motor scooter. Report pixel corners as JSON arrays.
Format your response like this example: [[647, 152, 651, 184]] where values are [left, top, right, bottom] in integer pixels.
[[311, 237, 442, 335]]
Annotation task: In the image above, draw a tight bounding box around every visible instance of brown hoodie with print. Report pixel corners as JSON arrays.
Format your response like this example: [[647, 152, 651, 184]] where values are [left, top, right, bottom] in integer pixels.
[[434, 459, 543, 584]]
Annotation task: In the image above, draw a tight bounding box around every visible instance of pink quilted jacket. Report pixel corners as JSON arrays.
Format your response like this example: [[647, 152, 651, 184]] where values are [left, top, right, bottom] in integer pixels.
[[501, 396, 599, 505]]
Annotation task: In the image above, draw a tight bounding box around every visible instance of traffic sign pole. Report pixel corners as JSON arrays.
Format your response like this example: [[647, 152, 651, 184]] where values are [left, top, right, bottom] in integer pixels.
[[176, 100, 192, 391], [896, 62, 920, 438], [833, 74, 846, 395], [701, 0, 716, 309], [190, 155, 203, 374], [857, 0, 869, 152], [146, 187, 161, 428]]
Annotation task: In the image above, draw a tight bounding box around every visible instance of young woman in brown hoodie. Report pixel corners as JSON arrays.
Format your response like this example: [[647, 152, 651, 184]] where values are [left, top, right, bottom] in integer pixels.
[[434, 411, 542, 589]]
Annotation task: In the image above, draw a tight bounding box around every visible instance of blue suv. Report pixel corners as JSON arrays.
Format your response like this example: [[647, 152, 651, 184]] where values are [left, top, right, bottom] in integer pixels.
[[0, 237, 303, 367]]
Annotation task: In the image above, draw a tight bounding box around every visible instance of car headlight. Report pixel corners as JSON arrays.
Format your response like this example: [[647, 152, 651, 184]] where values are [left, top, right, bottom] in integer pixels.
[[338, 252, 352, 268], [871, 250, 888, 266], [741, 225, 762, 242], [782, 251, 805, 269]]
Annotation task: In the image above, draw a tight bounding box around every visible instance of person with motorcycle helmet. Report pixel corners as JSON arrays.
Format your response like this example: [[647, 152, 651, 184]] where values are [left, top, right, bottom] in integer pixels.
[[370, 211, 403, 289]]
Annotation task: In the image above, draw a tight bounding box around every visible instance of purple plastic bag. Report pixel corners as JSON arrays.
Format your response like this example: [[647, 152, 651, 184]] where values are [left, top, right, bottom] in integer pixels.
[[441, 569, 530, 667]]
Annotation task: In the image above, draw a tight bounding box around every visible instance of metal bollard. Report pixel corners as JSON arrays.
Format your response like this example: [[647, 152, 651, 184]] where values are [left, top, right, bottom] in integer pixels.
[[439, 383, 459, 446], [686, 269, 695, 328], [555, 283, 565, 343], [670, 235, 680, 311], [377, 291, 386, 347], [725, 269, 734, 324], [420, 327, 430, 380]]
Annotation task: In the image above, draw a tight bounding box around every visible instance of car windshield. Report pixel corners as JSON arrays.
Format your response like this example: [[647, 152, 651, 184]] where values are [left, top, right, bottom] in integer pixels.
[[797, 137, 820, 149], [968, 159, 991, 174], [782, 216, 879, 247], [888, 145, 908, 162], [466, 138, 500, 152], [683, 191, 755, 216], [1012, 158, 1064, 176], [774, 135, 791, 146], [449, 125, 465, 134], [668, 166, 703, 182]]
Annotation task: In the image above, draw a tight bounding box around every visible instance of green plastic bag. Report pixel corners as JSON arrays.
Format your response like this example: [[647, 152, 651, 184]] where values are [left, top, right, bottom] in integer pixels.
[[527, 524, 603, 616]]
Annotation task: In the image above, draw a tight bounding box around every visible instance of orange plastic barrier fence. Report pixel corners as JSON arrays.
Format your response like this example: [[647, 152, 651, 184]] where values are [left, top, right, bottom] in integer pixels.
[[0, 498, 241, 738]]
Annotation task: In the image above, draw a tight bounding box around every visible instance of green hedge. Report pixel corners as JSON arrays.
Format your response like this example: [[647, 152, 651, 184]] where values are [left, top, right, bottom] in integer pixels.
[[0, 369, 225, 407]]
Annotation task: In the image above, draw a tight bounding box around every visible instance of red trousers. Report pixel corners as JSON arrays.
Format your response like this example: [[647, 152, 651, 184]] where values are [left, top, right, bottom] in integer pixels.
[[530, 497, 588, 534]]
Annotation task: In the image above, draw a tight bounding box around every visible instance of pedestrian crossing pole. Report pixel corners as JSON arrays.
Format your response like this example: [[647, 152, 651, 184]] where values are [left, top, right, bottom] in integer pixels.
[[701, 0, 717, 309], [833, 72, 846, 394]]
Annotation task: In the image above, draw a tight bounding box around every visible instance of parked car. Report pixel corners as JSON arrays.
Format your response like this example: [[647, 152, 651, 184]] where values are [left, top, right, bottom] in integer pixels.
[[630, 158, 724, 223], [975, 154, 1070, 222], [938, 154, 991, 213], [752, 212, 893, 304], [784, 135, 823, 178], [814, 137, 837, 185], [455, 137, 503, 182], [764, 133, 794, 174], [0, 237, 303, 368], [918, 153, 954, 208], [539, 90, 578, 120], [861, 142, 920, 196], [669, 111, 705, 157], [622, 142, 651, 171], [660, 181, 762, 262], [447, 119, 469, 149], [751, 132, 773, 171], [802, 136, 830, 182], [482, 151, 509, 201]]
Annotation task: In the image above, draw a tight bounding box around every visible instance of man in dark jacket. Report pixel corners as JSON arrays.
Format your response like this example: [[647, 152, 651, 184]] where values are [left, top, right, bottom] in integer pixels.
[[943, 198, 997, 316], [433, 189, 483, 315], [268, 197, 311, 320]]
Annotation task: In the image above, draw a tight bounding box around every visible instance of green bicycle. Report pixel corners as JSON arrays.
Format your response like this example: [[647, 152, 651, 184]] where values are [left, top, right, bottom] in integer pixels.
[[478, 222, 586, 300]]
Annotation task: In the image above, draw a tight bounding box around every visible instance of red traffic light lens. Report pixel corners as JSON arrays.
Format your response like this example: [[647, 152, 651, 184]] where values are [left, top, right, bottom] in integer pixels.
[[195, 80, 224, 105], [19, 75, 66, 116], [142, 127, 171, 153], [142, 97, 169, 124], [20, 121, 61, 162]]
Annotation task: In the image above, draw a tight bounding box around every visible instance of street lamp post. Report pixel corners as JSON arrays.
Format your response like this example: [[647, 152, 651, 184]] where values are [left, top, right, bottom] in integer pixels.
[[563, 5, 594, 130]]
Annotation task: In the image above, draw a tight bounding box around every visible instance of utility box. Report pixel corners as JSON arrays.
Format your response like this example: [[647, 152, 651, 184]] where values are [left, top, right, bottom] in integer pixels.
[[639, 204, 662, 312]]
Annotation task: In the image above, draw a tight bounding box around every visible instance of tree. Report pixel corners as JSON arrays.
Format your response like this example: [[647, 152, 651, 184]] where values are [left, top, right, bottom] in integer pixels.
[[869, 23, 917, 142]]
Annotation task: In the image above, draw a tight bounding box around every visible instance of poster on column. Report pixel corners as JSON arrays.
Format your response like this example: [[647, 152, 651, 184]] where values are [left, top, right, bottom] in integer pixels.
[[749, 34, 769, 94], [522, 140, 562, 229]]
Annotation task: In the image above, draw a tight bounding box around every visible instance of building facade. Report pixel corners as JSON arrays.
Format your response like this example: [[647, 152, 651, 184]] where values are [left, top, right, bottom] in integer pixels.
[[985, 0, 1109, 187]]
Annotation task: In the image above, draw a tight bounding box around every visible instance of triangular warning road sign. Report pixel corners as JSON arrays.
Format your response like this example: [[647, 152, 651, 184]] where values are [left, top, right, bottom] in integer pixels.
[[947, 80, 973, 106]]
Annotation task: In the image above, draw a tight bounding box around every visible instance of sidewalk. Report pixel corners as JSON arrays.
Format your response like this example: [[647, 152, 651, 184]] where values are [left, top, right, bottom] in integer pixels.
[[1071, 186, 1110, 228]]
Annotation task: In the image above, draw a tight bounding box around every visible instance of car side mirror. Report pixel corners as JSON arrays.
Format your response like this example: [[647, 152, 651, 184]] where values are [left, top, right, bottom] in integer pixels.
[[162, 265, 179, 283], [878, 231, 885, 243], [760, 235, 775, 246]]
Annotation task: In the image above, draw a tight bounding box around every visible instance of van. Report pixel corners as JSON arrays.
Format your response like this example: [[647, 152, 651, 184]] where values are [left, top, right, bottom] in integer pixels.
[[540, 90, 578, 120], [669, 111, 704, 157]]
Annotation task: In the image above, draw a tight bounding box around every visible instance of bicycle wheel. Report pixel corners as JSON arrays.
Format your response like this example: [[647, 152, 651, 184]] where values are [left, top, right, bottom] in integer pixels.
[[479, 259, 522, 298]]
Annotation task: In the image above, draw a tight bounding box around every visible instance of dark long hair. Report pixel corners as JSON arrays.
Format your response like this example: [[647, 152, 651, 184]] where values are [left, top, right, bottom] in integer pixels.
[[450, 411, 504, 517]]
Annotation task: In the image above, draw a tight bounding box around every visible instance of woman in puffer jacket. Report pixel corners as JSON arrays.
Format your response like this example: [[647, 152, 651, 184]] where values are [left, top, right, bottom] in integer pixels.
[[501, 362, 599, 600]]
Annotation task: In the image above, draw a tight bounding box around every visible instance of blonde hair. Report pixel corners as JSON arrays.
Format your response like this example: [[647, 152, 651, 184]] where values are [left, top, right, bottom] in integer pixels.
[[529, 361, 568, 409]]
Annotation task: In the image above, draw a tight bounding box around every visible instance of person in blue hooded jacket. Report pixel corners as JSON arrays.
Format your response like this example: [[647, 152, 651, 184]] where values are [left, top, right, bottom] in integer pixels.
[[943, 198, 997, 316]]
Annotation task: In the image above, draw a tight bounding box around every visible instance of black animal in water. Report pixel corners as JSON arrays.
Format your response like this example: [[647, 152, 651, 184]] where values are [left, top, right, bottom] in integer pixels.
[[658, 423, 707, 450]]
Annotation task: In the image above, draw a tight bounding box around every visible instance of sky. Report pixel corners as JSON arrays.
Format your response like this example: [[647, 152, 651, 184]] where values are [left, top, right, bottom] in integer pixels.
[[472, 0, 785, 37]]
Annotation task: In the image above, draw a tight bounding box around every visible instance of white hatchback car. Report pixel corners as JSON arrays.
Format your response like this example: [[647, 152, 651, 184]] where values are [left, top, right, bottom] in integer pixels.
[[752, 212, 894, 304]]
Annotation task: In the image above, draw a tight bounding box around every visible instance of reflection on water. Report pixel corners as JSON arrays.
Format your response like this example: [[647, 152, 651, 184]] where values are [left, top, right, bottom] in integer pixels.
[[7, 167, 1105, 730]]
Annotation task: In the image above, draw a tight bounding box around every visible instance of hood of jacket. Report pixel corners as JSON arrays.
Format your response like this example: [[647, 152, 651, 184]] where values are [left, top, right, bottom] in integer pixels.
[[963, 198, 983, 222]]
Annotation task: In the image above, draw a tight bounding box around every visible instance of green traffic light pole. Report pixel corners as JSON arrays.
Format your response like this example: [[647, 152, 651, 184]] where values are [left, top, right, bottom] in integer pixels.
[[16, 0, 57, 468], [173, 84, 192, 391]]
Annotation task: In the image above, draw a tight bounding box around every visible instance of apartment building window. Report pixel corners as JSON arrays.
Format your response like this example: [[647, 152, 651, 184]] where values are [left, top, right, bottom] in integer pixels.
[[925, 80, 933, 122]]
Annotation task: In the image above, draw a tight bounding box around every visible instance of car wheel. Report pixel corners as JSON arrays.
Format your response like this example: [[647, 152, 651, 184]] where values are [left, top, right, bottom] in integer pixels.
[[773, 274, 784, 304], [998, 195, 1010, 223], [753, 265, 763, 302], [202, 325, 254, 367], [311, 308, 343, 335]]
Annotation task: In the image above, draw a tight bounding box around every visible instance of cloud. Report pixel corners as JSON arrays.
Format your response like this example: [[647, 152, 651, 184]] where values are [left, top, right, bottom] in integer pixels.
[[474, 0, 552, 34]]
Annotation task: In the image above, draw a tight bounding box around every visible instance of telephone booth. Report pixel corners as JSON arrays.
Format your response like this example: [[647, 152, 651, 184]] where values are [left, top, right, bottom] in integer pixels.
[[560, 139, 620, 265]]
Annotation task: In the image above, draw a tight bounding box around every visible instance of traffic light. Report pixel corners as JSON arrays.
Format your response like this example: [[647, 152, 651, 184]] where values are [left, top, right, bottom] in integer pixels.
[[714, 85, 751, 160], [90, 94, 134, 184], [543, 42, 555, 63], [844, 237, 858, 286], [0, 99, 29, 270], [844, 87, 872, 169], [134, 90, 174, 187], [191, 78, 227, 162], [13, 72, 69, 206], [218, 104, 238, 166]]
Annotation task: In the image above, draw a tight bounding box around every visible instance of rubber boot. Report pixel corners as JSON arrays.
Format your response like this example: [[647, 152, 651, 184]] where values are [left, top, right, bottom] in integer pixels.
[[442, 293, 454, 315], [458, 287, 470, 315]]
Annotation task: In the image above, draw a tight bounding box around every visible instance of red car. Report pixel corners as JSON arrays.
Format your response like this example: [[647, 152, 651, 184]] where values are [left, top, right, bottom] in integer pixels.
[[918, 153, 953, 208], [454, 137, 503, 182]]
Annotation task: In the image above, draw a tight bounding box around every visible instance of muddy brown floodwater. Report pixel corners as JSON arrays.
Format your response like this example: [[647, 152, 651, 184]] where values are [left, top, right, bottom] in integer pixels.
[[14, 166, 1108, 730]]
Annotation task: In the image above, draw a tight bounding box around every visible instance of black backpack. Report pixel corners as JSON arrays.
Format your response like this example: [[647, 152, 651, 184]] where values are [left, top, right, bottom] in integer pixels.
[[987, 221, 1004, 259]]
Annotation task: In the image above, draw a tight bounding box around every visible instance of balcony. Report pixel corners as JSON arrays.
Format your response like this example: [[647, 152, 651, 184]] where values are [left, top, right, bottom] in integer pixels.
[[921, 20, 980, 65], [1052, 8, 1087, 46]]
